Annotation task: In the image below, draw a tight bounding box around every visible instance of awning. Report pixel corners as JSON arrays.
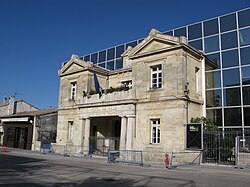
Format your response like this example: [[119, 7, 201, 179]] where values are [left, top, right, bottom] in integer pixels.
[[1, 117, 30, 122]]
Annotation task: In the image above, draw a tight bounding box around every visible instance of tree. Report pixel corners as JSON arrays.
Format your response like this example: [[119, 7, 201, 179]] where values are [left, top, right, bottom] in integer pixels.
[[190, 117, 217, 131]]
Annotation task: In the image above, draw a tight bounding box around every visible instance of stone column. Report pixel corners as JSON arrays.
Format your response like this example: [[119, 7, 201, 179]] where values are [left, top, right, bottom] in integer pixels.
[[83, 118, 90, 155], [119, 116, 127, 150], [126, 115, 135, 150], [79, 118, 85, 153]]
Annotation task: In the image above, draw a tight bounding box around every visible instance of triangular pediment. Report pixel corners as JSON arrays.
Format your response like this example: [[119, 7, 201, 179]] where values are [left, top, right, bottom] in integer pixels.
[[126, 29, 187, 59], [59, 56, 93, 76]]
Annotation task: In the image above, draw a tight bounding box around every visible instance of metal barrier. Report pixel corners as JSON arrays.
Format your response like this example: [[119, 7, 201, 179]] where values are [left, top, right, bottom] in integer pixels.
[[235, 136, 250, 168], [170, 151, 202, 168], [108, 149, 143, 166]]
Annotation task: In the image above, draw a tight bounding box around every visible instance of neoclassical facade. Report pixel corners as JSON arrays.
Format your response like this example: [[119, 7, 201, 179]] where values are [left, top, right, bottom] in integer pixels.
[[53, 29, 215, 161]]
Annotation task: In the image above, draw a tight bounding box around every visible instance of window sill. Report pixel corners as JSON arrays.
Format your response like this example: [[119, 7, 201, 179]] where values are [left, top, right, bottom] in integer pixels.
[[149, 87, 163, 92]]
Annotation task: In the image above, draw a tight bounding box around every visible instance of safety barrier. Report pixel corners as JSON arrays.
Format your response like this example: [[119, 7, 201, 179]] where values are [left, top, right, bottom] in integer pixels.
[[108, 149, 143, 166], [169, 151, 202, 168]]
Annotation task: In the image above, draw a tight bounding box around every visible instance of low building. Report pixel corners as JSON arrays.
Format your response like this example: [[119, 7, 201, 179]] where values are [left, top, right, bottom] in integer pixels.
[[0, 96, 39, 146], [1, 109, 57, 151], [53, 29, 215, 162]]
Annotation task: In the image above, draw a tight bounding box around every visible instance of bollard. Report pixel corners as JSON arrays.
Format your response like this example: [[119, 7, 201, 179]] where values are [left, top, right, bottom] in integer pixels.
[[3, 146, 7, 152]]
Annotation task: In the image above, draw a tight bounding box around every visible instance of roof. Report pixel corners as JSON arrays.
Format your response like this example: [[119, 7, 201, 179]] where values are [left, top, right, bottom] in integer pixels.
[[0, 109, 58, 118]]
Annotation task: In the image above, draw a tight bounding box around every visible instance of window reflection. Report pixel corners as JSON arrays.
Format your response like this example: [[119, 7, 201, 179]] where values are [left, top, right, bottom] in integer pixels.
[[222, 49, 239, 68], [206, 71, 221, 89], [243, 86, 250, 105], [221, 31, 238, 50], [206, 89, 222, 107], [238, 9, 250, 28], [223, 68, 240, 87], [240, 28, 250, 46], [107, 61, 114, 70], [91, 53, 98, 64], [207, 109, 222, 126], [220, 13, 236, 32], [99, 50, 106, 63], [188, 23, 202, 40], [107, 48, 115, 61], [244, 107, 250, 126], [115, 58, 123, 69], [174, 27, 186, 37], [189, 39, 202, 51], [204, 35, 219, 53], [242, 66, 250, 85], [240, 47, 250, 65], [223, 87, 241, 106], [207, 53, 220, 69], [116, 45, 124, 58], [204, 18, 219, 36], [224, 108, 242, 126]]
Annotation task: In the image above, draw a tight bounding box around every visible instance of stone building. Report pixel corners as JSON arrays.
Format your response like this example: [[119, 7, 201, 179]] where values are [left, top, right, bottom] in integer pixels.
[[0, 96, 39, 146], [53, 30, 215, 161]]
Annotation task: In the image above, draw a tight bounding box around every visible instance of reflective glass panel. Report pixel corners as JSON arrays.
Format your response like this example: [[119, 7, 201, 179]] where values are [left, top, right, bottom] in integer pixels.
[[223, 68, 240, 87], [91, 53, 98, 64], [98, 63, 106, 68], [240, 28, 250, 46], [243, 86, 250, 105], [206, 89, 222, 107], [98, 50, 106, 63], [163, 30, 173, 36], [116, 45, 124, 58], [244, 107, 250, 126], [240, 47, 250, 65], [222, 49, 239, 68], [204, 35, 219, 53], [84, 55, 90, 61], [221, 31, 238, 50], [107, 48, 115, 61], [224, 108, 242, 126], [204, 18, 219, 36], [238, 9, 250, 28], [207, 53, 221, 69], [126, 41, 137, 49], [188, 39, 202, 51], [106, 61, 114, 70], [242, 66, 250, 85], [206, 109, 222, 126], [188, 23, 202, 40], [206, 71, 221, 89], [174, 27, 186, 37], [220, 13, 236, 33], [115, 58, 123, 69], [223, 87, 241, 106]]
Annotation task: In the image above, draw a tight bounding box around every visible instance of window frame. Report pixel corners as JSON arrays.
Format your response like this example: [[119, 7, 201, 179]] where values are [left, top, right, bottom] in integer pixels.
[[151, 119, 161, 144], [70, 82, 77, 101], [151, 65, 162, 89]]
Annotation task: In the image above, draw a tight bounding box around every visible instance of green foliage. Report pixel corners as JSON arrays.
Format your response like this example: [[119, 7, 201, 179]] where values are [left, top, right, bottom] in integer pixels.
[[190, 116, 217, 131]]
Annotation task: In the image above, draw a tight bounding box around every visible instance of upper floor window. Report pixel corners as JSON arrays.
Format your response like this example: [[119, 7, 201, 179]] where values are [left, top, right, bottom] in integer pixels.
[[151, 65, 162, 89], [151, 119, 160, 144], [70, 82, 77, 100]]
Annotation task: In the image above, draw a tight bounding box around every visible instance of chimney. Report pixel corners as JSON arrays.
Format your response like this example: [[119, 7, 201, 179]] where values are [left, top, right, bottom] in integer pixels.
[[8, 96, 16, 115]]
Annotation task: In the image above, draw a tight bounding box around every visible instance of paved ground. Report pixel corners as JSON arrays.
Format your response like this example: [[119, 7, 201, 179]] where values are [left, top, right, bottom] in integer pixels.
[[0, 149, 249, 187]]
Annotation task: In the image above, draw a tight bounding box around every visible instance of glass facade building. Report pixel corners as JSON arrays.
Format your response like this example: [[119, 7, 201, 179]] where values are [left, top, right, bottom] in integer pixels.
[[78, 8, 250, 130]]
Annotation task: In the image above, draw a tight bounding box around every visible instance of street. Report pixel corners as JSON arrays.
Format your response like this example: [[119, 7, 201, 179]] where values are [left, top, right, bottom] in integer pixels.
[[0, 149, 249, 187]]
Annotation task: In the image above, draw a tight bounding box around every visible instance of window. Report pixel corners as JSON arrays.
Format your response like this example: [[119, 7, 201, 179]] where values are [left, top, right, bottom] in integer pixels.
[[122, 80, 132, 90], [224, 108, 242, 126], [151, 119, 160, 144], [189, 39, 202, 51], [238, 9, 250, 28], [207, 53, 220, 69], [204, 18, 219, 36], [240, 47, 250, 65], [220, 13, 236, 33], [204, 35, 219, 53], [221, 31, 238, 50], [68, 121, 73, 140], [188, 23, 202, 40], [70, 82, 77, 100], [205, 71, 221, 89], [206, 89, 222, 107], [223, 68, 240, 87], [151, 65, 162, 89], [195, 67, 200, 92], [242, 66, 250, 85], [240, 28, 250, 46], [174, 27, 186, 37], [222, 49, 239, 68], [91, 53, 98, 64], [223, 87, 241, 106]]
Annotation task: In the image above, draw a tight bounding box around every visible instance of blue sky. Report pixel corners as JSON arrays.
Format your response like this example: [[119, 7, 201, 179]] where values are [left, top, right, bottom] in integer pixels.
[[0, 0, 249, 109]]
